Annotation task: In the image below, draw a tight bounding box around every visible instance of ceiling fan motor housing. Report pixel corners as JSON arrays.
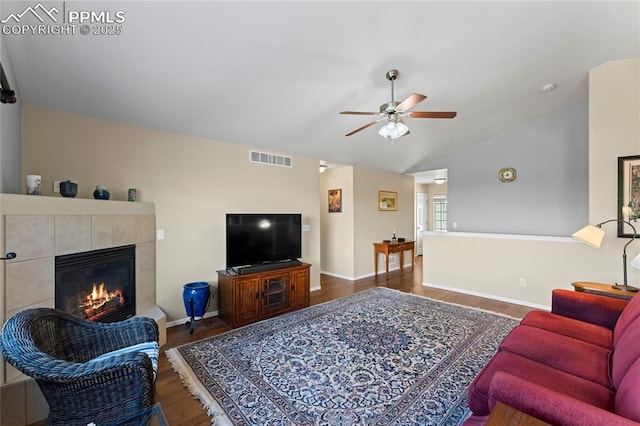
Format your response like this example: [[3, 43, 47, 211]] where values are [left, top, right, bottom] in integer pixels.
[[380, 102, 400, 114]]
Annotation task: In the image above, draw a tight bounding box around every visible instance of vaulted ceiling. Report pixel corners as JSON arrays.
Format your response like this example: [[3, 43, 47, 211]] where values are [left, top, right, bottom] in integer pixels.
[[2, 1, 639, 174]]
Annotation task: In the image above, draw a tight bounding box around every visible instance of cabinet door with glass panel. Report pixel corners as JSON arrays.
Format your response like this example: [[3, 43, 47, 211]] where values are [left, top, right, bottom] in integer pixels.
[[261, 272, 290, 316]]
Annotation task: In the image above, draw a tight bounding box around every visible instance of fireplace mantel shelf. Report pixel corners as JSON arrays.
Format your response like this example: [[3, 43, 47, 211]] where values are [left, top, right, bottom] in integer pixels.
[[1, 193, 154, 215]]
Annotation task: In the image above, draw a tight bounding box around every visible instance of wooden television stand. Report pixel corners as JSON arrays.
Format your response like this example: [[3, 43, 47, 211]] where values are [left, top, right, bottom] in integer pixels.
[[217, 262, 311, 328]]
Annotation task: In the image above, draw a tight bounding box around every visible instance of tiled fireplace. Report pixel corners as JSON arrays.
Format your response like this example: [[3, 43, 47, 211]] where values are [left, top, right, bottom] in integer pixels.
[[55, 245, 137, 323], [0, 194, 160, 424]]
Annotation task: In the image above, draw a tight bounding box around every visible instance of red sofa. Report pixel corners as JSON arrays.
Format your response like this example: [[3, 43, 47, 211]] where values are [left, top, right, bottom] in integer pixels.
[[464, 289, 640, 425]]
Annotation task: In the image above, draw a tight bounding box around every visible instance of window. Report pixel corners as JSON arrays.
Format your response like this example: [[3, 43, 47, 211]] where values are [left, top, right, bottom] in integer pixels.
[[433, 196, 447, 232]]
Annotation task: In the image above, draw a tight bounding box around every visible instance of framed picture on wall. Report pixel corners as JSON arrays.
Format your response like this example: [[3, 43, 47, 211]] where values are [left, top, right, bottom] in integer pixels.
[[378, 190, 397, 211], [618, 155, 640, 237], [328, 189, 342, 213]]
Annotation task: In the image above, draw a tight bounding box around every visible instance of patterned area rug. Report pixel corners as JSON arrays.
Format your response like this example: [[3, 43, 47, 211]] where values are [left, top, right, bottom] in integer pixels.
[[167, 287, 518, 425]]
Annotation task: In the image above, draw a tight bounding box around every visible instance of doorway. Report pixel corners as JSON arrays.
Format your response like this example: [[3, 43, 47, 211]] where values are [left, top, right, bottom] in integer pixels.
[[415, 192, 428, 255]]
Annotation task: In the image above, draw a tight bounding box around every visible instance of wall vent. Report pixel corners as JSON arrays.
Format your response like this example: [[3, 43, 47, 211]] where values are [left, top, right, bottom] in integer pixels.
[[249, 150, 292, 168]]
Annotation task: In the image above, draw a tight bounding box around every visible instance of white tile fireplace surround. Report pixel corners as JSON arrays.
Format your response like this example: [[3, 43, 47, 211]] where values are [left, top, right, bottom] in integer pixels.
[[0, 194, 161, 424]]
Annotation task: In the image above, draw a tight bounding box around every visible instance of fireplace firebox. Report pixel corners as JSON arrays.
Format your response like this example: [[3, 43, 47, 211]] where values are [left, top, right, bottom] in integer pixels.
[[55, 245, 136, 323]]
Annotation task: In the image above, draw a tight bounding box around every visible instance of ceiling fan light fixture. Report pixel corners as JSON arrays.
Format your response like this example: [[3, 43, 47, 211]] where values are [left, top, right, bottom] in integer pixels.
[[378, 120, 409, 140]]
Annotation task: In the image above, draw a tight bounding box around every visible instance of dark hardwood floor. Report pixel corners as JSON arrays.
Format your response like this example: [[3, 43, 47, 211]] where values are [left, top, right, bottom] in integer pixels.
[[27, 258, 533, 425], [155, 258, 534, 425]]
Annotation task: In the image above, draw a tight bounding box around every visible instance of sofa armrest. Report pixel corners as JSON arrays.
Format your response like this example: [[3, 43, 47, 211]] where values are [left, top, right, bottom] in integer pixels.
[[488, 371, 637, 426], [551, 289, 628, 330]]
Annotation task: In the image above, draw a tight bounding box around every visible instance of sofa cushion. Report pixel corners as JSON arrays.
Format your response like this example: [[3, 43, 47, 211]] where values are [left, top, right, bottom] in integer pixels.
[[521, 310, 613, 348], [487, 371, 640, 426], [467, 350, 615, 416], [499, 325, 613, 388], [612, 315, 640, 388], [614, 294, 640, 347], [615, 357, 640, 422]]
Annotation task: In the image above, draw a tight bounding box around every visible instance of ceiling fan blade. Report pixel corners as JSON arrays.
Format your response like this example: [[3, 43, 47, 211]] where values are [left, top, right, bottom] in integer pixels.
[[409, 111, 457, 119], [396, 93, 427, 112], [345, 120, 379, 136], [340, 111, 378, 115]]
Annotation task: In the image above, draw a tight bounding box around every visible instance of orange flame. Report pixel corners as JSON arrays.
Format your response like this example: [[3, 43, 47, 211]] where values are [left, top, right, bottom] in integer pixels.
[[82, 282, 124, 319]]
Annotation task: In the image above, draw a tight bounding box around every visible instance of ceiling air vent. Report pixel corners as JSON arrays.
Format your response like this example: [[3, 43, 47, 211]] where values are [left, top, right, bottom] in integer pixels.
[[249, 150, 292, 168]]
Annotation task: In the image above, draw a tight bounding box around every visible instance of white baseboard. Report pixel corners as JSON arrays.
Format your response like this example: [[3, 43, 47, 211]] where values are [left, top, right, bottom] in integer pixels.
[[422, 282, 550, 311], [321, 263, 413, 282], [319, 270, 355, 280], [167, 310, 219, 328]]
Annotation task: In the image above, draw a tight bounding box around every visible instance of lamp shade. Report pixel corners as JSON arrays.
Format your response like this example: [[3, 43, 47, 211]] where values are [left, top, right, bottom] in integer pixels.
[[632, 253, 640, 270], [572, 225, 605, 248]]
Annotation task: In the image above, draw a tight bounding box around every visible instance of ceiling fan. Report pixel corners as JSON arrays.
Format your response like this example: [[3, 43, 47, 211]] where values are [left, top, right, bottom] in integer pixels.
[[340, 69, 456, 140]]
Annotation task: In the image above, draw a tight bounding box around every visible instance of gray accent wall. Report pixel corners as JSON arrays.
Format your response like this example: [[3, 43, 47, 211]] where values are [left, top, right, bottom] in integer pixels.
[[420, 101, 588, 236]]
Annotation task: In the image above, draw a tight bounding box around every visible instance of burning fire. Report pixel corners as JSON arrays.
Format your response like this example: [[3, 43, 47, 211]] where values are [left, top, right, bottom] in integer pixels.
[[82, 282, 124, 319]]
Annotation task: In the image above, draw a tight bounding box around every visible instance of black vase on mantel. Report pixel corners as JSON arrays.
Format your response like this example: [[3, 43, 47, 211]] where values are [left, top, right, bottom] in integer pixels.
[[93, 185, 110, 200], [59, 181, 78, 198]]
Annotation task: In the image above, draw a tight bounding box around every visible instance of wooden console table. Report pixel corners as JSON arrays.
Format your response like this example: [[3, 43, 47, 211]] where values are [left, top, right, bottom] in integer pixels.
[[571, 281, 636, 300], [373, 241, 414, 277]]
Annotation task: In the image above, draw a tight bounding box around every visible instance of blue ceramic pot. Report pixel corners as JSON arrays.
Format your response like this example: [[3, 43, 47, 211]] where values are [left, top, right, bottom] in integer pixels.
[[183, 282, 210, 318], [93, 185, 110, 200]]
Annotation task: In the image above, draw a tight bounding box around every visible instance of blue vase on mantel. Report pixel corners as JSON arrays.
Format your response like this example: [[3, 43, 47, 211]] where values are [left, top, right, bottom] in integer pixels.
[[93, 185, 110, 200]]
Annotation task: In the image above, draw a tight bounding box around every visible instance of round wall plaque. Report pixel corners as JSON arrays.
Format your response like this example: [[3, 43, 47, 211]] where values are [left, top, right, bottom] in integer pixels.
[[499, 167, 516, 182]]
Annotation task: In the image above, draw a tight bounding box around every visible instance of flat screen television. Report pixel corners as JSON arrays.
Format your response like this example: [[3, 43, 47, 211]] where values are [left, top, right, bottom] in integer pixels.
[[226, 213, 302, 269]]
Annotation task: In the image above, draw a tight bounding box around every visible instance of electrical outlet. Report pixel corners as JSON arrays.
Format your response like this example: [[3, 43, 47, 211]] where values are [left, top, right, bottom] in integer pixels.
[[53, 180, 61, 193], [519, 278, 527, 287]]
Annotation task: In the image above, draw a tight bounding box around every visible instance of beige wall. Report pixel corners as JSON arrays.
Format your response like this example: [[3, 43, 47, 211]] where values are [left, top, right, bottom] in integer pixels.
[[320, 166, 354, 279], [21, 106, 321, 322], [589, 58, 640, 224], [423, 57, 640, 307], [319, 166, 414, 280], [588, 57, 640, 284], [424, 232, 594, 308], [354, 167, 415, 278]]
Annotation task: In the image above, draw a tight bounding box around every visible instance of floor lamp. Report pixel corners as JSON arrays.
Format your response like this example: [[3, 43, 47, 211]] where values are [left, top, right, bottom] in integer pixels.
[[572, 219, 640, 292]]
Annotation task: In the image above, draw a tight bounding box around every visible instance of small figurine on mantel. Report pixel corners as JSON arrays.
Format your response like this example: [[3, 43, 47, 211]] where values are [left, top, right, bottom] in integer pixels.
[[392, 231, 397, 243]]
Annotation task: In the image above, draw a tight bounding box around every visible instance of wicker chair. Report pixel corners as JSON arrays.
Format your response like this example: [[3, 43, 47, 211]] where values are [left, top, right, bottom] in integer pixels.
[[0, 308, 159, 426]]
